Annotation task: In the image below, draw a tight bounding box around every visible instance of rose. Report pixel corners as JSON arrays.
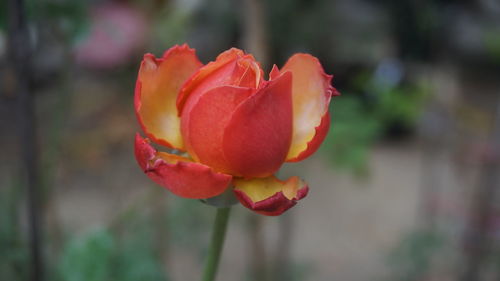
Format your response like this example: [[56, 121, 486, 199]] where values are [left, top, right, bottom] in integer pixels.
[[134, 44, 338, 216]]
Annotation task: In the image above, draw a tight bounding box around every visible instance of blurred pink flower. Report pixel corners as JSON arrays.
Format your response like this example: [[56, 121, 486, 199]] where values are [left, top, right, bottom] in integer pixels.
[[74, 2, 147, 69]]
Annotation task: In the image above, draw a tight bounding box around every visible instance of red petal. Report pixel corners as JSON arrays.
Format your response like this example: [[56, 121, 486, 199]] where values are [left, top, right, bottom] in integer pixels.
[[177, 48, 243, 114], [234, 56, 263, 88], [177, 49, 264, 115], [135, 44, 202, 150], [269, 64, 280, 80], [222, 72, 293, 178], [233, 176, 309, 216], [134, 133, 232, 199], [276, 54, 337, 161], [180, 86, 254, 175]]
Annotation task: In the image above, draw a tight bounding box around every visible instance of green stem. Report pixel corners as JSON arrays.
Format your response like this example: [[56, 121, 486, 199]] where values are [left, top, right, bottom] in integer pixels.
[[202, 207, 231, 281]]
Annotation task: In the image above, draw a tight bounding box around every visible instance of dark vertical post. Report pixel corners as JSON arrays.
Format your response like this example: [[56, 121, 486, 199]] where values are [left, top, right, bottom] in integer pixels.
[[7, 0, 44, 280]]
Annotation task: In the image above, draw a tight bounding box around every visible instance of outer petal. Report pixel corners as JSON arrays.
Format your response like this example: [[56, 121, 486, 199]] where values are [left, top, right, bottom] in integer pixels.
[[135, 44, 202, 150], [222, 72, 293, 178], [181, 86, 254, 175], [287, 112, 331, 162], [233, 176, 309, 216], [135, 133, 232, 199], [277, 54, 339, 162], [177, 48, 263, 114]]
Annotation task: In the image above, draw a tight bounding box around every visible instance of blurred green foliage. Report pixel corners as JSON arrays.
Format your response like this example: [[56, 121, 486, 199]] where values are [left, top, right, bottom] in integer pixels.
[[484, 30, 500, 64], [52, 194, 226, 281], [322, 95, 382, 175], [56, 210, 169, 281], [152, 8, 191, 54], [1, 185, 212, 281], [0, 186, 220, 281], [372, 83, 429, 130], [0, 0, 87, 39], [58, 230, 114, 281], [167, 198, 212, 250], [39, 0, 88, 41], [322, 71, 428, 175]]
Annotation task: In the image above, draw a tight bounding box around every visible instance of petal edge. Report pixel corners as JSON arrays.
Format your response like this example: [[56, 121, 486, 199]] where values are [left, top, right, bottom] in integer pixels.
[[222, 72, 293, 178], [233, 176, 309, 216], [279, 53, 337, 161], [135, 133, 232, 199], [286, 112, 330, 162], [135, 44, 202, 150]]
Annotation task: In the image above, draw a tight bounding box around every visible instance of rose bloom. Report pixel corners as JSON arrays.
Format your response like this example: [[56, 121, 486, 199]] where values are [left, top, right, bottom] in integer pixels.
[[134, 44, 339, 216]]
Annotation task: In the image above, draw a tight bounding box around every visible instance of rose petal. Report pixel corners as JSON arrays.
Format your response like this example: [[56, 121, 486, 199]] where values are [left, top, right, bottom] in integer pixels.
[[234, 57, 263, 88], [233, 175, 309, 216], [269, 64, 280, 80], [135, 44, 202, 150], [287, 112, 330, 162], [135, 133, 232, 199], [177, 48, 263, 114], [276, 54, 338, 162], [222, 72, 293, 178], [177, 48, 244, 114], [181, 86, 254, 175]]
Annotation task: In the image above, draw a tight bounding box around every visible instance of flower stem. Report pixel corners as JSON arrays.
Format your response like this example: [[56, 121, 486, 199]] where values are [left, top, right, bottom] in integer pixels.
[[202, 207, 231, 281]]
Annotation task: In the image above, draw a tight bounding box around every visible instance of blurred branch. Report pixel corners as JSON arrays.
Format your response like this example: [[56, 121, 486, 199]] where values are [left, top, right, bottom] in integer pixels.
[[418, 103, 450, 228], [246, 215, 269, 281], [241, 1, 274, 280], [242, 0, 269, 69], [7, 0, 44, 280], [273, 213, 293, 281], [419, 140, 440, 228], [461, 100, 500, 281]]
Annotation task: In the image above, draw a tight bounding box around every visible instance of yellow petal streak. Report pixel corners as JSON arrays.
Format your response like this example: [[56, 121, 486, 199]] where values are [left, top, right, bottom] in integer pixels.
[[155, 152, 193, 165], [138, 47, 202, 149], [281, 54, 331, 160], [233, 176, 304, 202]]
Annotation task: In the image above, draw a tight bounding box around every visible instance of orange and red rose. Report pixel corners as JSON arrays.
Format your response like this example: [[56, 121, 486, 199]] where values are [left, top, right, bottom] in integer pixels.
[[134, 44, 338, 216]]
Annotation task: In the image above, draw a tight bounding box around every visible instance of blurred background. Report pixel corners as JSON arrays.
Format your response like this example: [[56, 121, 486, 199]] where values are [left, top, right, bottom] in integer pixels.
[[1, 0, 500, 280]]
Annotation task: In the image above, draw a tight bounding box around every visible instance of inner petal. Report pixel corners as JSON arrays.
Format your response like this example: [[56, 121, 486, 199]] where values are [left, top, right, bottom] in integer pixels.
[[181, 86, 254, 175]]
